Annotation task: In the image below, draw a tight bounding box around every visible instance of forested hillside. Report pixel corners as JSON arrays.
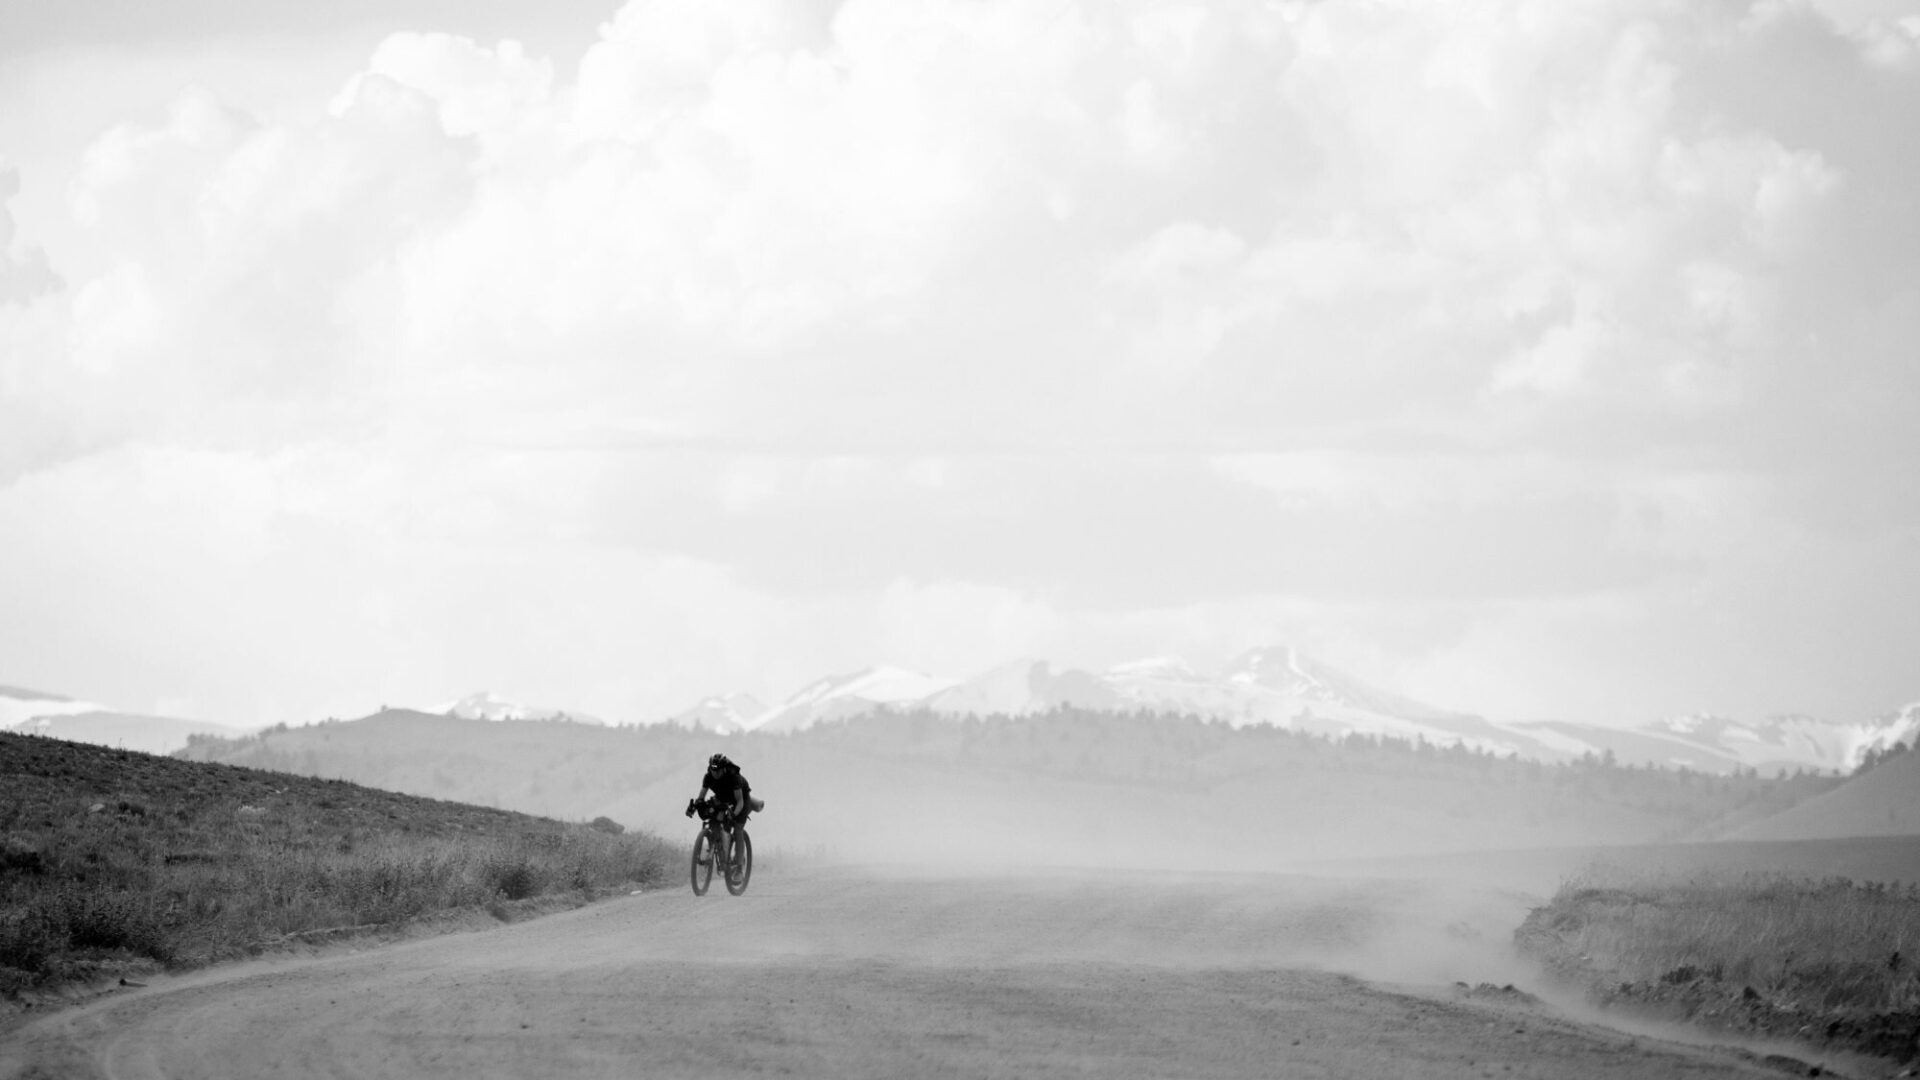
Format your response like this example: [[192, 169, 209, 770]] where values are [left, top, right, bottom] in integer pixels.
[[175, 707, 1841, 868]]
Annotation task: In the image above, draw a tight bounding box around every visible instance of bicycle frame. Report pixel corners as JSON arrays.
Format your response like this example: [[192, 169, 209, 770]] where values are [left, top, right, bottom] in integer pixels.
[[688, 799, 752, 896]]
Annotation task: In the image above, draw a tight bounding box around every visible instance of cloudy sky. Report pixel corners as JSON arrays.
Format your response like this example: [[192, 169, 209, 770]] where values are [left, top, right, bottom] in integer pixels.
[[2, 0, 1917, 729]]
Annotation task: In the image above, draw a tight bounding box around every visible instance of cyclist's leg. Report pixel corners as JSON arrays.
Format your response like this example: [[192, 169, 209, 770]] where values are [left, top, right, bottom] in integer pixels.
[[731, 812, 749, 863]]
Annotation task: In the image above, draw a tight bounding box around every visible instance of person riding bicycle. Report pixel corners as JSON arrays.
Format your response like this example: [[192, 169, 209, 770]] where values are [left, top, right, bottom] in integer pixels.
[[685, 753, 761, 858]]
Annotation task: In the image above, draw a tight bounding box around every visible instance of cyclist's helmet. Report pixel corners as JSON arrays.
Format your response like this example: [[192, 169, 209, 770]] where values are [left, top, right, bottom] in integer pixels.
[[708, 753, 731, 772]]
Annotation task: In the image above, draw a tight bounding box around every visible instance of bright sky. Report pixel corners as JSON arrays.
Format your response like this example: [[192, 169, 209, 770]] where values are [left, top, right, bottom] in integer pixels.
[[2, 0, 1917, 729]]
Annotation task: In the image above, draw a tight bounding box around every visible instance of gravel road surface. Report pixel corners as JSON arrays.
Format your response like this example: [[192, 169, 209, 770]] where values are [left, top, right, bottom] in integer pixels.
[[0, 866, 1842, 1079]]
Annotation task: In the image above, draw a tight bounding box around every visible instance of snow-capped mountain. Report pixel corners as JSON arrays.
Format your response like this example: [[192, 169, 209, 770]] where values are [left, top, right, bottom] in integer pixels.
[[750, 667, 960, 733], [664, 694, 765, 734], [1100, 655, 1248, 717], [1639, 712, 1863, 773], [429, 691, 605, 726], [1223, 647, 1471, 724], [1099, 646, 1559, 757], [921, 659, 1123, 716], [1511, 704, 1920, 777], [701, 647, 1916, 775], [734, 648, 1544, 754]]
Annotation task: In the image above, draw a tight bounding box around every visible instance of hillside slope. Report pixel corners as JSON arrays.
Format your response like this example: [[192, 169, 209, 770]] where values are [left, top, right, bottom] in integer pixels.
[[1726, 750, 1920, 842], [0, 731, 673, 994]]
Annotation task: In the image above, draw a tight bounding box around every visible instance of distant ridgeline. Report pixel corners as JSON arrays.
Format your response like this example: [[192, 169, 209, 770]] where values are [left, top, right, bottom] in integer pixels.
[[1855, 740, 1913, 775], [174, 706, 1852, 866]]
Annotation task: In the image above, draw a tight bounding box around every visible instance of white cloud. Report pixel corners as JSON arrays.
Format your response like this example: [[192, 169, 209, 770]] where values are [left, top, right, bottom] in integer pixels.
[[331, 33, 554, 148], [0, 165, 59, 306], [36, 0, 1871, 452], [67, 261, 164, 376], [3, 0, 1918, 726]]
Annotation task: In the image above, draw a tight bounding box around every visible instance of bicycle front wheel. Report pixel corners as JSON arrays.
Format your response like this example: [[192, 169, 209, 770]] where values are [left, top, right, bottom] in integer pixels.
[[689, 830, 713, 896], [724, 830, 753, 896]]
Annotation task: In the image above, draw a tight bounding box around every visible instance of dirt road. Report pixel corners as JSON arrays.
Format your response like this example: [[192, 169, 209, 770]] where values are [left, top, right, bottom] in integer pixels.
[[0, 866, 1845, 1079]]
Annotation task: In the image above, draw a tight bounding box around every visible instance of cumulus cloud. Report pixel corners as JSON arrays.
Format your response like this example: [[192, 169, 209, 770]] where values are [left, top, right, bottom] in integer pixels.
[[4, 0, 1918, 724], [47, 83, 476, 458], [0, 166, 59, 306], [331, 33, 554, 148], [34, 0, 1896, 456]]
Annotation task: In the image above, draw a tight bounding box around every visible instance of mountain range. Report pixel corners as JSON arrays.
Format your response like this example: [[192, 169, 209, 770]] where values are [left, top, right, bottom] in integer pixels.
[[668, 646, 1920, 776], [1, 684, 243, 756], [428, 691, 606, 726], [9, 646, 1916, 776]]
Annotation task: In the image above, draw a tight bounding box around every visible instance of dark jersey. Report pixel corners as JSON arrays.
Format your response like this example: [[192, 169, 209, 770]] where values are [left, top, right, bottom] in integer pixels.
[[702, 765, 750, 804]]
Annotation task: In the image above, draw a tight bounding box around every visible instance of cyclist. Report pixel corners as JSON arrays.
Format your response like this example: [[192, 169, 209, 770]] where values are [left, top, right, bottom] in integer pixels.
[[686, 753, 761, 860]]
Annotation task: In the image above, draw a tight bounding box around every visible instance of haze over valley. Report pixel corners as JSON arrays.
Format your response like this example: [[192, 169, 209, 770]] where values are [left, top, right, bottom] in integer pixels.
[[16, 641, 1917, 779], [17, 636, 1918, 879]]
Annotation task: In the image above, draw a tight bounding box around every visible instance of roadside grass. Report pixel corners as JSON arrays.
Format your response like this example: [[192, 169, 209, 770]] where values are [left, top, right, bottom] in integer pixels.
[[1518, 864, 1920, 1064], [1547, 869, 1920, 1010], [1, 732, 674, 995]]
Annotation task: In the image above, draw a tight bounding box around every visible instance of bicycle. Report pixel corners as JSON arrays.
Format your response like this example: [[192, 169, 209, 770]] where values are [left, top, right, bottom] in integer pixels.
[[687, 798, 753, 896]]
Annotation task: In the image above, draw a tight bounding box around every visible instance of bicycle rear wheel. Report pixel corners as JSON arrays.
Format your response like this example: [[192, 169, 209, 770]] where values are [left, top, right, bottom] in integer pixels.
[[724, 830, 753, 896], [689, 830, 713, 895]]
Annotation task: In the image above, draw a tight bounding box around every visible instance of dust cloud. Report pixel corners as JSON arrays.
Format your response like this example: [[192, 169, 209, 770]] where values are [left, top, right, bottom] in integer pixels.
[[643, 750, 1560, 875], [646, 749, 1577, 994], [630, 740, 1874, 1029]]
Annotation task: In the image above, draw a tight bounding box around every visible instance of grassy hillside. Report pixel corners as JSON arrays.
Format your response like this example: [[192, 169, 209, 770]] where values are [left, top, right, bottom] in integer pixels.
[[1517, 864, 1920, 1068], [0, 732, 675, 997], [178, 708, 1843, 869], [1728, 746, 1920, 842]]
